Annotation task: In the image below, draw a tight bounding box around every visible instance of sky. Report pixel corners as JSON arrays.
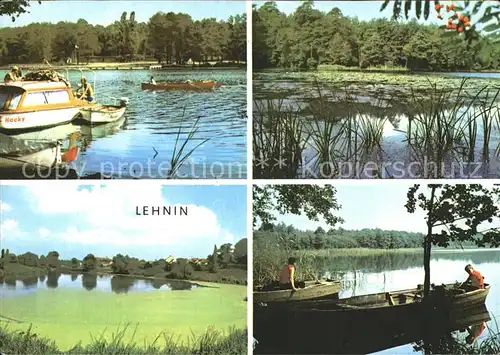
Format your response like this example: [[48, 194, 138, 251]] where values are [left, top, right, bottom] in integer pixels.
[[0, 1, 246, 28], [0, 184, 247, 260], [266, 183, 500, 234]]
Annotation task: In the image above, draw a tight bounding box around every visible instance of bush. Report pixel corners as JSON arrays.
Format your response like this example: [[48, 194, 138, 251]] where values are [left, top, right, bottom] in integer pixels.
[[18, 252, 39, 267], [169, 258, 194, 279]]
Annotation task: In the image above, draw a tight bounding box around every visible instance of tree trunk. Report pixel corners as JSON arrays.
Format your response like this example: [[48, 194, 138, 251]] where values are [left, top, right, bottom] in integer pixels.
[[423, 186, 437, 298]]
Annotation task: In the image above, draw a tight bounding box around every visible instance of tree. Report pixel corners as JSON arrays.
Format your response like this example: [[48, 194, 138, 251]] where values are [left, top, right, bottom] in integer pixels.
[[82, 254, 97, 272], [405, 184, 500, 297], [253, 185, 344, 227], [382, 0, 500, 41], [1, 0, 41, 22], [209, 244, 218, 273], [1, 249, 4, 259]]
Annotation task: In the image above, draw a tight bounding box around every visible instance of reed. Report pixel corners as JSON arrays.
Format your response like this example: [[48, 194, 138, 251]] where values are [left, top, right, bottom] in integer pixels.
[[253, 77, 499, 179], [405, 79, 488, 177], [253, 99, 309, 178], [167, 110, 210, 178], [0, 323, 246, 354]]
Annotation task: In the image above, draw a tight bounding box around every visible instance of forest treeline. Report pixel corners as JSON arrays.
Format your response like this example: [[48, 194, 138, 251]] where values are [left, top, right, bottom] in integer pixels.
[[254, 223, 481, 250], [253, 1, 500, 71], [0, 11, 246, 65], [255, 223, 427, 250]]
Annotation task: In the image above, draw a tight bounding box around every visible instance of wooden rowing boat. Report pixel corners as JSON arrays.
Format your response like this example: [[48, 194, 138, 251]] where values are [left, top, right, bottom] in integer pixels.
[[80, 105, 127, 124], [141, 80, 219, 91], [253, 280, 341, 303], [254, 283, 490, 354], [80, 97, 128, 124]]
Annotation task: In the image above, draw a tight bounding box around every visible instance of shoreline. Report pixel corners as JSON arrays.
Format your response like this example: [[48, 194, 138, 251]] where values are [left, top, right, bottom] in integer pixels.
[[255, 67, 500, 75], [0, 63, 246, 71], [1, 263, 247, 286]]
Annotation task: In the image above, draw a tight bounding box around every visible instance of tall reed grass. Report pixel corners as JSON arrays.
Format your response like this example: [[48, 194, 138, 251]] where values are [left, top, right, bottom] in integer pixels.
[[253, 78, 500, 179], [0, 323, 246, 354]]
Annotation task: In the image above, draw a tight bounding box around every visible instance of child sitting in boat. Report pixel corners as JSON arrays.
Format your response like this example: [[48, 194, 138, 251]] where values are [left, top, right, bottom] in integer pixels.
[[149, 76, 156, 85]]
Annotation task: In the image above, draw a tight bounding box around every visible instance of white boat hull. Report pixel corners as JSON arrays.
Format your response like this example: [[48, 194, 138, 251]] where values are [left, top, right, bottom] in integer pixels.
[[0, 146, 61, 169], [80, 106, 126, 124], [0, 107, 80, 131]]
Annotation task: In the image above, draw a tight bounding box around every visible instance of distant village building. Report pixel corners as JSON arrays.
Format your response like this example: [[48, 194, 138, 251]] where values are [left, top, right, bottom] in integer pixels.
[[187, 58, 194, 65], [165, 255, 176, 264]]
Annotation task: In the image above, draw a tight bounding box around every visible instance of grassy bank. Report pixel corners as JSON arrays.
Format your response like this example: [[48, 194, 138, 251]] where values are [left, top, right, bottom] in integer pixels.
[[0, 325, 246, 355]]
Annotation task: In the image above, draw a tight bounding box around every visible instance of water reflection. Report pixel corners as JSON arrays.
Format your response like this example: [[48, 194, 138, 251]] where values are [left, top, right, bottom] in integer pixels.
[[0, 272, 199, 295], [255, 304, 491, 354], [110, 275, 135, 293], [82, 273, 97, 291], [21, 277, 38, 289], [5, 278, 15, 289], [46, 271, 61, 289]]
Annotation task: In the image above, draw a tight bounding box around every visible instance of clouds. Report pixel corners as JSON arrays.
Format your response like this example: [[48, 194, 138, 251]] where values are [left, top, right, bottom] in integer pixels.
[[0, 201, 12, 212], [38, 227, 51, 238], [1, 219, 18, 232], [1, 184, 244, 257]]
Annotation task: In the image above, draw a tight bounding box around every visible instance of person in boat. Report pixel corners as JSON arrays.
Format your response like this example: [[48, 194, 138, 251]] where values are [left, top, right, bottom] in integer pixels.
[[279, 257, 301, 291], [149, 76, 156, 85], [3, 66, 22, 83], [75, 76, 94, 102], [462, 264, 485, 290]]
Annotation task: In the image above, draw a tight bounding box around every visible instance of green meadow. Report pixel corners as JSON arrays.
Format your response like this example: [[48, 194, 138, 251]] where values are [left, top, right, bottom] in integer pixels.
[[0, 282, 246, 351]]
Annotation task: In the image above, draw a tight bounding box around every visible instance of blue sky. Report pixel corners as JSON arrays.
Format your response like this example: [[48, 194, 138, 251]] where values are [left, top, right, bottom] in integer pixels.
[[267, 183, 500, 233], [0, 1, 245, 28], [0, 184, 247, 260]]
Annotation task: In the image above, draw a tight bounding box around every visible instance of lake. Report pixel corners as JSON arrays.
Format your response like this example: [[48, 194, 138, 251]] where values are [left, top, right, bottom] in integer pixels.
[[0, 69, 247, 179], [0, 273, 247, 350], [321, 249, 500, 354], [253, 71, 500, 179]]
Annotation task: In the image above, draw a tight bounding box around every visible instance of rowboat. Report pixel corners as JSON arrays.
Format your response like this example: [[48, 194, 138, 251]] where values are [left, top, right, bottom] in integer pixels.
[[254, 283, 490, 354], [141, 80, 219, 91], [254, 280, 341, 303], [80, 104, 127, 124]]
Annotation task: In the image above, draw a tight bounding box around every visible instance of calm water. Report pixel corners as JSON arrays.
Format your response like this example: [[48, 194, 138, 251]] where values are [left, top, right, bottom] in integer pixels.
[[0, 273, 246, 349], [0, 69, 247, 179], [0, 272, 199, 296], [320, 249, 500, 354], [254, 71, 500, 179]]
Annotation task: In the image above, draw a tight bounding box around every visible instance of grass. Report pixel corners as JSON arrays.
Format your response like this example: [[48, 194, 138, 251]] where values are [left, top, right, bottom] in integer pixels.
[[0, 324, 246, 355]]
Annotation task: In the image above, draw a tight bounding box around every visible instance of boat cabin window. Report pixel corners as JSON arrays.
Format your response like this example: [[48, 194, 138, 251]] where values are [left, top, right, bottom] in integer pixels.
[[23, 91, 48, 106], [22, 90, 71, 107], [0, 92, 8, 109], [0, 86, 24, 111], [7, 92, 22, 110], [45, 90, 70, 104]]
